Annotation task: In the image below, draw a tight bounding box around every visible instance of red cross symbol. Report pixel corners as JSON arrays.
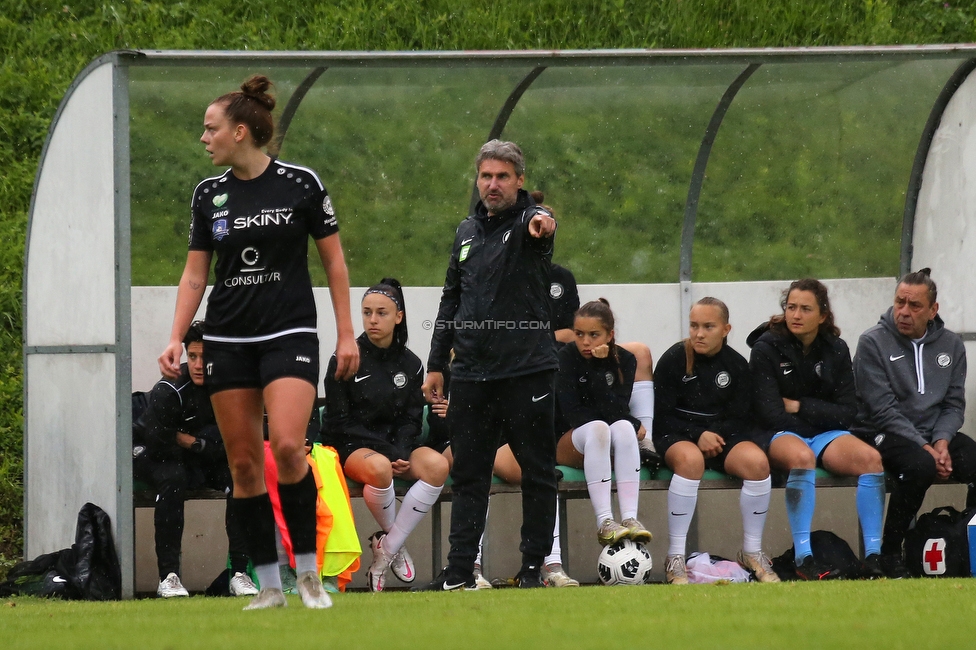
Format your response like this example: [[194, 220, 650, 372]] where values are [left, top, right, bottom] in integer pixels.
[[923, 538, 946, 575]]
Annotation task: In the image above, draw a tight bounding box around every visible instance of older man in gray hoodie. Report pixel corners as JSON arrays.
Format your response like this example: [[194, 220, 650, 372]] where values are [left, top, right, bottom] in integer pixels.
[[853, 268, 976, 578]]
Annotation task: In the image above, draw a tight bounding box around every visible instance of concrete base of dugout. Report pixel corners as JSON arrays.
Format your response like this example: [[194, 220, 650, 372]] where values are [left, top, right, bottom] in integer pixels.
[[134, 482, 970, 593]]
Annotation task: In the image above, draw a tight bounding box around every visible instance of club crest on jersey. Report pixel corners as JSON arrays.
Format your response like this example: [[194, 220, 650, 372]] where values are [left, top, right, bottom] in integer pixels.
[[550, 283, 564, 299], [212, 219, 229, 241], [323, 195, 335, 216], [815, 361, 823, 377], [714, 371, 731, 388], [605, 371, 614, 386], [212, 193, 228, 207], [937, 353, 951, 368], [393, 372, 407, 389]]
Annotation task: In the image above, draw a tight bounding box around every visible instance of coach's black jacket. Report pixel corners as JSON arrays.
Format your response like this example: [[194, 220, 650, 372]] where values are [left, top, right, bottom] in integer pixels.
[[132, 364, 224, 463], [428, 189, 558, 381], [653, 340, 755, 444], [322, 333, 426, 462], [556, 343, 640, 434], [747, 323, 857, 438]]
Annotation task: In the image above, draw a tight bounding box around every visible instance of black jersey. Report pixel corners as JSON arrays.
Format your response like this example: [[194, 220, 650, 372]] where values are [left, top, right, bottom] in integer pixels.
[[556, 343, 640, 433], [132, 364, 223, 462], [428, 189, 558, 381], [653, 340, 754, 443], [747, 323, 857, 438], [321, 333, 426, 462], [188, 159, 339, 342]]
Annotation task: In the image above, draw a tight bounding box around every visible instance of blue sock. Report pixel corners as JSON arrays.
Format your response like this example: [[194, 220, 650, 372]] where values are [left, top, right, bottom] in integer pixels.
[[785, 468, 816, 564], [857, 472, 885, 557]]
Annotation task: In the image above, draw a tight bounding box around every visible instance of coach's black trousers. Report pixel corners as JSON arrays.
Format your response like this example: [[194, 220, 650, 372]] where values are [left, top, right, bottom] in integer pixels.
[[869, 432, 976, 555], [446, 371, 558, 574]]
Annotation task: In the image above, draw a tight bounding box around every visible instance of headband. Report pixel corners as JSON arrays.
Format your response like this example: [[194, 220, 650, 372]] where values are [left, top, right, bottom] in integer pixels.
[[363, 288, 402, 310]]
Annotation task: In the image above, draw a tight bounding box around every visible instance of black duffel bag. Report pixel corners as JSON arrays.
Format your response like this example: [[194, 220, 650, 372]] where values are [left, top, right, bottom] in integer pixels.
[[904, 505, 976, 578]]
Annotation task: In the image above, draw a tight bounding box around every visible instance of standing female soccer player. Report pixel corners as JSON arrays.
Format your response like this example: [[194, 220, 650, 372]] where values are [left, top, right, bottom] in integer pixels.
[[158, 75, 358, 609], [320, 279, 448, 592], [748, 279, 886, 580], [654, 298, 778, 584], [556, 299, 652, 548]]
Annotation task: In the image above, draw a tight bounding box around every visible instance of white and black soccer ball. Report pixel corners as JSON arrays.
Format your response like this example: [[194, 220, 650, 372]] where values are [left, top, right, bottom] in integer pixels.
[[597, 539, 653, 585]]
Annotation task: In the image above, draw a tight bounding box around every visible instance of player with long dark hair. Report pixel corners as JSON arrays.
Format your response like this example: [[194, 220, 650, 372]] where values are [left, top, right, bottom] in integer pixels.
[[555, 299, 652, 548], [158, 74, 358, 609], [748, 279, 886, 580]]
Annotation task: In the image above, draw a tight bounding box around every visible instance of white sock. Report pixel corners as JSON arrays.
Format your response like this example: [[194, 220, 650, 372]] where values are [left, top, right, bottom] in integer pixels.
[[610, 420, 642, 520], [544, 504, 562, 567], [255, 563, 282, 591], [630, 381, 655, 453], [476, 499, 489, 567], [572, 421, 614, 526], [363, 482, 396, 533], [667, 475, 700, 557], [294, 552, 317, 576], [384, 480, 443, 556], [740, 477, 771, 555]]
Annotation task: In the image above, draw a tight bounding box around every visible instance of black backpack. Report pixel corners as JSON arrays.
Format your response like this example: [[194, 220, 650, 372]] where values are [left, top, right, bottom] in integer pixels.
[[0, 503, 121, 600], [904, 506, 976, 578], [772, 530, 864, 580]]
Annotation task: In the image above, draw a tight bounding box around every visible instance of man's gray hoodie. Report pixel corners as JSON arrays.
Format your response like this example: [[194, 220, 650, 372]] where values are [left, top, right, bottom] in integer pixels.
[[852, 307, 966, 447]]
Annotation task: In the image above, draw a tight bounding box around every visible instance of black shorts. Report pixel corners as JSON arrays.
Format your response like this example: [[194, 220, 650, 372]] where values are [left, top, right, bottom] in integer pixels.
[[655, 431, 767, 473], [203, 333, 319, 393]]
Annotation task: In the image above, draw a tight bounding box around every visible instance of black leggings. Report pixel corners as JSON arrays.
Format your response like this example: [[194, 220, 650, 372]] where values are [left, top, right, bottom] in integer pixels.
[[446, 371, 558, 573], [870, 432, 976, 554]]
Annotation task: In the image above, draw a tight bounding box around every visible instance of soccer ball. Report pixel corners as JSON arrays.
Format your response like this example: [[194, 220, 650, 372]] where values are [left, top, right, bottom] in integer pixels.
[[597, 539, 653, 585]]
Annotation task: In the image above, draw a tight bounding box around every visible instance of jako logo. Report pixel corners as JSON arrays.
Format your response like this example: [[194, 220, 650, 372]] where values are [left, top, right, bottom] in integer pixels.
[[295, 355, 311, 363]]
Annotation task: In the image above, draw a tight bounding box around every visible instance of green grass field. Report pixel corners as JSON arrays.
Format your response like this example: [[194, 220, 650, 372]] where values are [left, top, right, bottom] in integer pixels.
[[4, 580, 976, 649]]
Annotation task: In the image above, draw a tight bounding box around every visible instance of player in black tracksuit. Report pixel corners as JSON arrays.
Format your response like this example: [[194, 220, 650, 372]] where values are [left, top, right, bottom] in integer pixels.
[[159, 75, 357, 609], [321, 279, 448, 591], [653, 298, 777, 584], [416, 141, 558, 591], [554, 299, 651, 550], [134, 322, 251, 596], [747, 279, 886, 580]]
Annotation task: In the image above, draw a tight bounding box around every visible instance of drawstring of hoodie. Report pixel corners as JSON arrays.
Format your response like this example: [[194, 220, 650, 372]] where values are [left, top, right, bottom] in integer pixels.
[[912, 341, 925, 394]]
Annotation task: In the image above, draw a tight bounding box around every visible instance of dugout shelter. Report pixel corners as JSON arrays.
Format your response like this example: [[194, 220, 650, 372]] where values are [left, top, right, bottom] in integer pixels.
[[24, 46, 976, 596]]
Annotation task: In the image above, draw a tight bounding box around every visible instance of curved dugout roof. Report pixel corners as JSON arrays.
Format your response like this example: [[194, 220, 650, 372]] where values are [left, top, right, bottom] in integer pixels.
[[24, 46, 976, 595]]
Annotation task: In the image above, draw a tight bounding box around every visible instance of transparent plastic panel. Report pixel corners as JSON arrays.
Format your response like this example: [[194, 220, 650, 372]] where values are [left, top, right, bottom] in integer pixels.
[[503, 65, 744, 283], [129, 65, 532, 287], [694, 58, 966, 282]]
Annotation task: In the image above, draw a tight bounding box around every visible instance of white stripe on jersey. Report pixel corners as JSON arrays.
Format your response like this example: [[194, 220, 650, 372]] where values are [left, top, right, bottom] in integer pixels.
[[203, 326, 317, 344], [274, 160, 325, 192]]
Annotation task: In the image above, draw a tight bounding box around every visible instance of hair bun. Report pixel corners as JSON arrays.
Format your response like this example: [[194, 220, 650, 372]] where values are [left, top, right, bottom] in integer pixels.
[[917, 267, 931, 277], [240, 74, 276, 111]]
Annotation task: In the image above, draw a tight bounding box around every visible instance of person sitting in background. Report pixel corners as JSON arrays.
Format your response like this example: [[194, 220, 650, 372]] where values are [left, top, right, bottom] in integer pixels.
[[320, 278, 448, 592], [654, 297, 778, 584], [133, 321, 255, 598], [748, 279, 886, 580], [555, 299, 652, 551], [853, 268, 976, 578]]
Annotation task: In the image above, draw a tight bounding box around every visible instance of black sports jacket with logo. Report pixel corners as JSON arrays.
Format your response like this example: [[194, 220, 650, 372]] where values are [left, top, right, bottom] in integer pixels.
[[428, 189, 558, 381], [652, 340, 754, 444], [555, 343, 639, 433], [321, 333, 426, 462], [747, 323, 856, 438], [188, 160, 339, 342]]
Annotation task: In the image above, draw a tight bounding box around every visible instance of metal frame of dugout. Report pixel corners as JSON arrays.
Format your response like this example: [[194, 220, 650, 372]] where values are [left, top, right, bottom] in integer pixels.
[[23, 46, 976, 597]]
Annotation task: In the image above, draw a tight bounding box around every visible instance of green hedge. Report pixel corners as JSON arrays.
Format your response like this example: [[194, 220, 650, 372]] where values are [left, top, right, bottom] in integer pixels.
[[1, 0, 973, 576]]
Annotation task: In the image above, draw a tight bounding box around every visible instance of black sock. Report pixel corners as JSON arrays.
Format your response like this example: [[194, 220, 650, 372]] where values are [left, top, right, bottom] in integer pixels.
[[278, 468, 318, 555]]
